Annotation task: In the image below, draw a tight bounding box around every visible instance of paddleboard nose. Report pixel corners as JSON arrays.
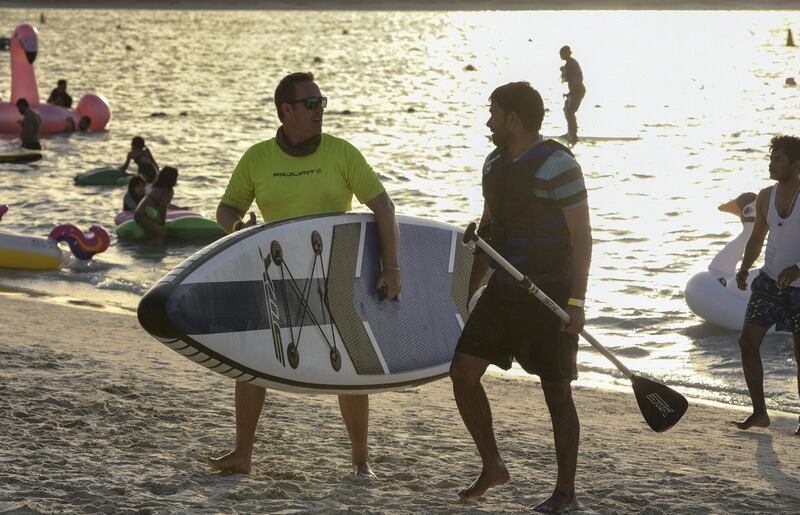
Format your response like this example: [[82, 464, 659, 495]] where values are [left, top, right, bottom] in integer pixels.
[[138, 282, 181, 340]]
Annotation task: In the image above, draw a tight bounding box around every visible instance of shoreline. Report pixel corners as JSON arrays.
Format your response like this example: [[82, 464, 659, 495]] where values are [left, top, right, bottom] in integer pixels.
[[1, 292, 799, 512], [6, 1, 800, 10], [1, 286, 797, 419]]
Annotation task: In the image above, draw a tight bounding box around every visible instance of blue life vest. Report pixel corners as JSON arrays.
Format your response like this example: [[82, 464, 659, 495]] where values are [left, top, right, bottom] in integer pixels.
[[481, 139, 573, 283]]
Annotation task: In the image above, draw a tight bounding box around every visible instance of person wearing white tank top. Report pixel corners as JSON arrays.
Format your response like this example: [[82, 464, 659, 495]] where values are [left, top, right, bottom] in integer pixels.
[[734, 135, 800, 435]]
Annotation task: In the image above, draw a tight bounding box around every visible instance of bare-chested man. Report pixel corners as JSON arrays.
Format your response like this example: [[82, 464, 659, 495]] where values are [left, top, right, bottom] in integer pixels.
[[16, 98, 42, 150], [733, 135, 800, 436]]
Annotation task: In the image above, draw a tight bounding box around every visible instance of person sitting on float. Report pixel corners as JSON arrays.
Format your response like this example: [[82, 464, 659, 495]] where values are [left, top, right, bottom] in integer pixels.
[[120, 136, 158, 185], [133, 166, 186, 244], [47, 79, 72, 108]]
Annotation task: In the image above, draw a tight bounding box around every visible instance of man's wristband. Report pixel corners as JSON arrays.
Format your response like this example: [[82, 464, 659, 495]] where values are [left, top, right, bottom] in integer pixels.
[[384, 266, 400, 272], [232, 219, 244, 232], [567, 297, 585, 308]]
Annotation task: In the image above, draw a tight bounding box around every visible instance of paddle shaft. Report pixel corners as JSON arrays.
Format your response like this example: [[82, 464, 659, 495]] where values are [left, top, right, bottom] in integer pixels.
[[465, 225, 634, 379]]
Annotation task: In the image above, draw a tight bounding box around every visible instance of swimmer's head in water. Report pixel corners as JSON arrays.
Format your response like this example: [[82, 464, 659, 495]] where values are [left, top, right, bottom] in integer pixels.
[[131, 136, 145, 150], [155, 166, 178, 189]]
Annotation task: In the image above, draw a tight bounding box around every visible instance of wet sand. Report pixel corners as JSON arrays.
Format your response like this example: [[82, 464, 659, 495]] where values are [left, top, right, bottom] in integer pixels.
[[1, 293, 798, 513]]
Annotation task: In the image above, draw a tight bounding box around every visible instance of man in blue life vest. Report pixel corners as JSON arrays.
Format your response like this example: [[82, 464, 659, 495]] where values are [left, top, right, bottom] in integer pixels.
[[733, 135, 800, 436], [450, 82, 592, 512]]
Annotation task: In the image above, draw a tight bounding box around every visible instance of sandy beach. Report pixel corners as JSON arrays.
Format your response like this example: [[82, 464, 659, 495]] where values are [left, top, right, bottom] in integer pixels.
[[0, 292, 798, 513]]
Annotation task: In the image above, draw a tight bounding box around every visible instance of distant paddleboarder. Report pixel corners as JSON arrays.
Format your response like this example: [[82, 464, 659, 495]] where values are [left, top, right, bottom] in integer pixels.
[[559, 45, 585, 145], [450, 81, 592, 511], [210, 72, 402, 478], [733, 135, 800, 436]]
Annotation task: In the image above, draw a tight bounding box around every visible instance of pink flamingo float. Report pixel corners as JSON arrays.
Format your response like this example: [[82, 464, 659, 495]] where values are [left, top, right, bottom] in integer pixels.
[[0, 24, 111, 134]]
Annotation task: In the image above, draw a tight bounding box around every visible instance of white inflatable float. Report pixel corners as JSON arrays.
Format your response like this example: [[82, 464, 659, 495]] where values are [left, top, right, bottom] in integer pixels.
[[684, 193, 785, 333]]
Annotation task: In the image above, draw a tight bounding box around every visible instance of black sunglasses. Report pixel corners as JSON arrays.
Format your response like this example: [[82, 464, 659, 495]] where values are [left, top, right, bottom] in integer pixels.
[[287, 96, 327, 110]]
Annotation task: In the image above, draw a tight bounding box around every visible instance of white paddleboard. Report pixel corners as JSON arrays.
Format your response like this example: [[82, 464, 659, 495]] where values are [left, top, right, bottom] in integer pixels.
[[138, 213, 475, 394]]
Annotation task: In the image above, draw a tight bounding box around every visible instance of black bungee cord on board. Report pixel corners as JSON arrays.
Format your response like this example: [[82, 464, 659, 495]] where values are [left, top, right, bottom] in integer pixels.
[[267, 231, 342, 371]]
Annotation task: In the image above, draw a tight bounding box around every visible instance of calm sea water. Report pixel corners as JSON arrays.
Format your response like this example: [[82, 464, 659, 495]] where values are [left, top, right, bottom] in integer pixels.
[[1, 7, 799, 413]]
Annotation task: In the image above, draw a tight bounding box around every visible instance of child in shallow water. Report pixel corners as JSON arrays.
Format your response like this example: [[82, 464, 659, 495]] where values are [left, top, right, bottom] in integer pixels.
[[120, 136, 159, 185], [122, 176, 146, 212]]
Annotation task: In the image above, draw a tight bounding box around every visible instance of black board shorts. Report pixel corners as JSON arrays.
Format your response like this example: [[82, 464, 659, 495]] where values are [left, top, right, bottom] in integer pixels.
[[456, 277, 579, 383]]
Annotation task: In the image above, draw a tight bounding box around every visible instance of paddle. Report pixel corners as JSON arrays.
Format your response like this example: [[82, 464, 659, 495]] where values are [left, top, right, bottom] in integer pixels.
[[463, 222, 688, 433]]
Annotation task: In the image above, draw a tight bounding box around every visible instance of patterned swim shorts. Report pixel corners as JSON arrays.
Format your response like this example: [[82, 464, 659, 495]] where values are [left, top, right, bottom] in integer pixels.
[[744, 272, 800, 333]]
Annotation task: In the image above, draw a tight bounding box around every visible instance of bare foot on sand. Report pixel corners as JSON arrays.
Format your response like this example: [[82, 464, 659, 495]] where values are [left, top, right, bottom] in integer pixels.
[[353, 462, 378, 480], [205, 450, 251, 475], [532, 492, 581, 513], [458, 460, 510, 500], [731, 412, 770, 430]]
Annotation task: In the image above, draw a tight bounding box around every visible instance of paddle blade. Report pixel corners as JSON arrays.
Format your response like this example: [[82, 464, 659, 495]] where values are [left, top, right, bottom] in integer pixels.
[[631, 375, 688, 432]]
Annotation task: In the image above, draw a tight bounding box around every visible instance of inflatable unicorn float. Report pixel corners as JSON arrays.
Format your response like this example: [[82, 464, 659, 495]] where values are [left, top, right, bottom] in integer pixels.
[[0, 24, 110, 134], [683, 192, 787, 333], [0, 205, 110, 270]]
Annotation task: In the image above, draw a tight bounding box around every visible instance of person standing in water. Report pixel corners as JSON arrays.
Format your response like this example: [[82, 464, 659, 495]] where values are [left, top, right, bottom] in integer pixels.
[[559, 45, 585, 145], [210, 72, 402, 478], [734, 135, 800, 436], [120, 136, 159, 185], [16, 99, 42, 151], [450, 81, 591, 511]]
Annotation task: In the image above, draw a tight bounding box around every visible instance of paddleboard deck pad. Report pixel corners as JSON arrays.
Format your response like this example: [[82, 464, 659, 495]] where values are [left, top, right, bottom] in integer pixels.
[[138, 213, 474, 394]]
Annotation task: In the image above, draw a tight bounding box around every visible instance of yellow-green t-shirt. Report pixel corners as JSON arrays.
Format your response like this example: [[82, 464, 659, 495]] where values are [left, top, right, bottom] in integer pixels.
[[221, 133, 385, 223]]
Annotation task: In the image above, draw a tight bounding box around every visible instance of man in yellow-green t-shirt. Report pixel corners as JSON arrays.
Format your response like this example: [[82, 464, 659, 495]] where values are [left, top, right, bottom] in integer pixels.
[[211, 72, 402, 480]]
